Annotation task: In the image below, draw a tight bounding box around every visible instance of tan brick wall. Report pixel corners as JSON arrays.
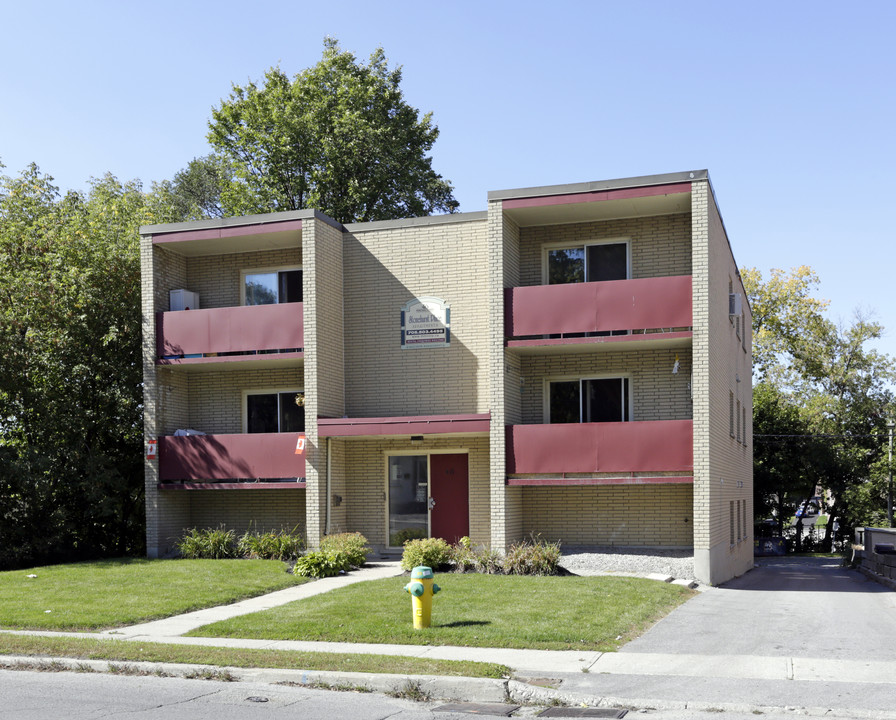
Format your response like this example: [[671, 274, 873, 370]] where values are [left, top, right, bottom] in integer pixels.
[[341, 218, 489, 417], [517, 214, 691, 286], [153, 368, 304, 435], [185, 490, 306, 538], [183, 247, 302, 309], [691, 180, 753, 585], [518, 348, 693, 424], [521, 484, 693, 546], [489, 202, 524, 548], [334, 436, 491, 548]]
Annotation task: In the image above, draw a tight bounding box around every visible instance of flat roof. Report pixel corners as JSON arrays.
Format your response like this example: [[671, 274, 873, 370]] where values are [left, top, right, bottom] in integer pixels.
[[487, 170, 708, 202]]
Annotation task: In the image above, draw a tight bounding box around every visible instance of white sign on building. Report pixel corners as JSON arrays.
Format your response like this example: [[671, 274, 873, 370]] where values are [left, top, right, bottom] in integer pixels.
[[401, 297, 450, 349]]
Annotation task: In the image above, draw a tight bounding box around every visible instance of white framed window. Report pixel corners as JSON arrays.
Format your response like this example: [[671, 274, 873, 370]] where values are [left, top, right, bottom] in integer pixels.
[[242, 388, 305, 433], [542, 239, 630, 286], [544, 376, 631, 424], [241, 266, 303, 306]]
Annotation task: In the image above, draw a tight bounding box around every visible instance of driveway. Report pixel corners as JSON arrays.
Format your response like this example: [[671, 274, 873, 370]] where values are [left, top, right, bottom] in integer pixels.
[[622, 556, 896, 660]]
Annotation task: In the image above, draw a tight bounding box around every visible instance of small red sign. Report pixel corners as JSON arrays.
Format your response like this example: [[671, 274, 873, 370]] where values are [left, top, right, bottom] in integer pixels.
[[295, 436, 306, 454], [146, 439, 157, 460]]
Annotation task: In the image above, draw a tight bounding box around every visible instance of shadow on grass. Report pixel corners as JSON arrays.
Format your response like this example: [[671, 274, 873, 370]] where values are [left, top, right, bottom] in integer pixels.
[[436, 620, 491, 628]]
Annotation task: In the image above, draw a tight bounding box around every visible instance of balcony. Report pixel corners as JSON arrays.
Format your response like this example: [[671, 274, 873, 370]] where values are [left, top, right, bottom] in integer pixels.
[[158, 432, 306, 485], [504, 276, 692, 346], [506, 420, 693, 480], [157, 304, 303, 363]]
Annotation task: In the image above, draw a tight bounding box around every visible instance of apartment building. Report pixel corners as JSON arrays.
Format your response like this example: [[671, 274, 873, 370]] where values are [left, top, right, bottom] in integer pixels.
[[141, 170, 753, 585]]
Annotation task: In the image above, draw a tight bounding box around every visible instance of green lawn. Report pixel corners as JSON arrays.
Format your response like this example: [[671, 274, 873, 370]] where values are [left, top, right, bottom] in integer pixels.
[[188, 574, 694, 652], [0, 558, 308, 631], [0, 635, 508, 679]]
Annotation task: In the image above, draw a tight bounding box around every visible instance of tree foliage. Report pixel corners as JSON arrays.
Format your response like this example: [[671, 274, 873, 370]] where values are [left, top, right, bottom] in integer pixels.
[[743, 266, 895, 543], [206, 38, 458, 223], [0, 164, 182, 569]]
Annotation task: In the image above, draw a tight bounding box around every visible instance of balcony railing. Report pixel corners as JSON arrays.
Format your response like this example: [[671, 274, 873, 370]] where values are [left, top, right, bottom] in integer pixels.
[[159, 432, 306, 481], [504, 276, 692, 338], [506, 420, 693, 475], [157, 303, 303, 358]]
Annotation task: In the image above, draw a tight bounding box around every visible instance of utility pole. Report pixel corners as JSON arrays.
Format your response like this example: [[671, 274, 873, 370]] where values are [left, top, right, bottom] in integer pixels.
[[888, 418, 894, 528]]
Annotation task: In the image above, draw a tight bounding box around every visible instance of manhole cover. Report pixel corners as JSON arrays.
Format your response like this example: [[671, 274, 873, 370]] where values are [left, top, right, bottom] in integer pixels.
[[538, 708, 627, 718], [434, 702, 520, 716]]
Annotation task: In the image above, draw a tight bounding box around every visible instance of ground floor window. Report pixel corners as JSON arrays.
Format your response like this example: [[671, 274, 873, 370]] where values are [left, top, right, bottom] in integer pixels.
[[246, 390, 305, 433], [547, 377, 630, 423]]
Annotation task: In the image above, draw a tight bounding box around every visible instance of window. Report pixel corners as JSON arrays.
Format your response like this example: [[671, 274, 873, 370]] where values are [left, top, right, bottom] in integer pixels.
[[729, 392, 735, 437], [742, 500, 748, 541], [546, 241, 628, 285], [245, 390, 305, 433], [243, 268, 302, 305], [736, 499, 742, 541], [547, 377, 630, 423], [742, 406, 748, 446], [730, 500, 735, 545], [736, 399, 741, 443]]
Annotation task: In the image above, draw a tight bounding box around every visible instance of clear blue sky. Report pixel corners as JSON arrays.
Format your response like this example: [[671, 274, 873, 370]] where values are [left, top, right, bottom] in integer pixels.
[[2, 1, 894, 364]]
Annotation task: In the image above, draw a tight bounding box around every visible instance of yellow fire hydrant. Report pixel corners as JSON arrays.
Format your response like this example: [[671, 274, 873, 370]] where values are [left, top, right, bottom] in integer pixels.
[[404, 565, 441, 629]]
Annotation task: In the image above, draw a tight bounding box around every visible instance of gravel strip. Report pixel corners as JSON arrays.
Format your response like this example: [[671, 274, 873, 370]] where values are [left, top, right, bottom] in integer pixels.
[[559, 546, 695, 579]]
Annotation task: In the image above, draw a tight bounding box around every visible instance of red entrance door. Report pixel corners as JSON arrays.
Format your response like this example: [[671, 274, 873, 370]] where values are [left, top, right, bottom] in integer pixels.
[[429, 453, 469, 544]]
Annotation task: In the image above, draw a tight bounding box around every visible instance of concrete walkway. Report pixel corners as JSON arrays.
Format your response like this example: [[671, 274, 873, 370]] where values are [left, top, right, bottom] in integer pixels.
[[101, 560, 406, 637]]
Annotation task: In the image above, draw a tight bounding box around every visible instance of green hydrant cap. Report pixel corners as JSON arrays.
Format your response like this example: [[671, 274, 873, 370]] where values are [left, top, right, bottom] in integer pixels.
[[410, 566, 434, 580], [406, 581, 425, 597]]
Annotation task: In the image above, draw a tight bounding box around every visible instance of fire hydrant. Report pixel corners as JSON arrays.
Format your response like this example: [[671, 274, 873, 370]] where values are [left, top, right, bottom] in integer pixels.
[[404, 565, 441, 629]]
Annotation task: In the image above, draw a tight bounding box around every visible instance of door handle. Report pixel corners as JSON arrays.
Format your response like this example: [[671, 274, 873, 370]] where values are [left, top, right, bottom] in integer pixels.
[[428, 497, 436, 510]]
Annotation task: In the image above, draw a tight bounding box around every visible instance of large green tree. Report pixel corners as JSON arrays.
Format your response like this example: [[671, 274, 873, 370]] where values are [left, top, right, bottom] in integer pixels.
[[743, 266, 895, 545], [0, 164, 185, 568], [206, 38, 458, 223]]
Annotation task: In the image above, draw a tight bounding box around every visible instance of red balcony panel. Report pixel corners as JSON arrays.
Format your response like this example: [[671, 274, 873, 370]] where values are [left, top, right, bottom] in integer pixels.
[[506, 420, 693, 475], [157, 303, 303, 358], [318, 413, 490, 437], [505, 276, 692, 337], [159, 433, 306, 481]]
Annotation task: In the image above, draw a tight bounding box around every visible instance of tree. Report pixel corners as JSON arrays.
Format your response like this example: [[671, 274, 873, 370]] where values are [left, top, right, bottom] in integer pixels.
[[151, 154, 232, 221], [743, 266, 895, 548], [0, 164, 185, 568], [206, 38, 458, 223], [741, 266, 829, 385]]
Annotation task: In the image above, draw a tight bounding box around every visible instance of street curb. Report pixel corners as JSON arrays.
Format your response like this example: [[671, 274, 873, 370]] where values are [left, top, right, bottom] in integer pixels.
[[6, 655, 896, 720]]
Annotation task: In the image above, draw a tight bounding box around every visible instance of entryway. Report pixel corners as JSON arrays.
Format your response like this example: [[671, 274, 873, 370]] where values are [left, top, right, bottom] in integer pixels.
[[387, 452, 469, 547]]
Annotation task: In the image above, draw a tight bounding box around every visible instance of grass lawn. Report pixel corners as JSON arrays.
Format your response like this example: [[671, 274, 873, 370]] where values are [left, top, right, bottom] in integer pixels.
[[0, 558, 308, 631], [188, 574, 695, 652], [0, 634, 508, 679]]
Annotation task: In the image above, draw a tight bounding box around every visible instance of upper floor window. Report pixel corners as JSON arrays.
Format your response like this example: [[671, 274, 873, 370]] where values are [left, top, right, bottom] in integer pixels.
[[243, 268, 302, 305], [545, 241, 629, 285], [547, 377, 631, 423], [245, 390, 305, 433]]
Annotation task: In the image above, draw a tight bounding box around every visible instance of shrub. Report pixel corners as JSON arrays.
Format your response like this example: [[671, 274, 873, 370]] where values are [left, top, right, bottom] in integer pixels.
[[293, 550, 350, 578], [177, 527, 237, 559], [401, 537, 453, 571], [319, 532, 370, 568], [390, 528, 426, 547], [503, 535, 562, 576], [474, 547, 505, 574], [450, 536, 477, 573], [237, 528, 305, 561]]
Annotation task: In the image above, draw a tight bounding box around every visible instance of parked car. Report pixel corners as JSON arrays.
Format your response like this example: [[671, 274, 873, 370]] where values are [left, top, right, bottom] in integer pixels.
[[795, 501, 819, 518]]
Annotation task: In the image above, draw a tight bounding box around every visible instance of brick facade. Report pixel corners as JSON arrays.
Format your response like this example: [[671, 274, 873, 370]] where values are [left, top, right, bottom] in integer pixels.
[[141, 172, 752, 585]]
